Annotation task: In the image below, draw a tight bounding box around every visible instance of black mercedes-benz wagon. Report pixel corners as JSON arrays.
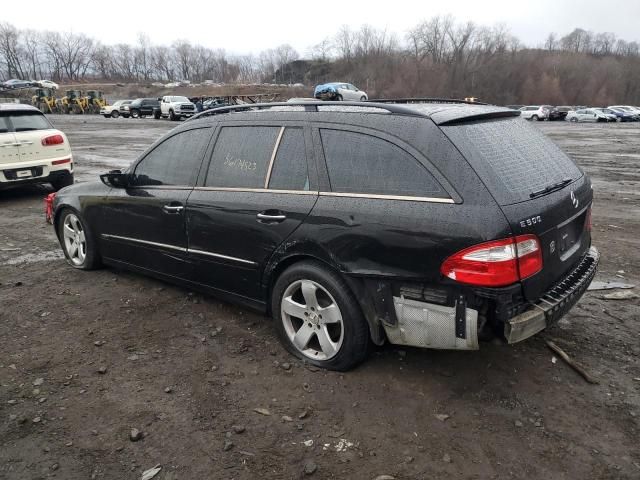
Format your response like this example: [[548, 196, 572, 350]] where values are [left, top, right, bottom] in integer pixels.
[[51, 100, 599, 370]]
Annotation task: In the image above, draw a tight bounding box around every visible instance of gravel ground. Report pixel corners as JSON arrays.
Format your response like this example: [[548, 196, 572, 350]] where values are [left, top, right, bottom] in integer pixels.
[[0, 116, 638, 479]]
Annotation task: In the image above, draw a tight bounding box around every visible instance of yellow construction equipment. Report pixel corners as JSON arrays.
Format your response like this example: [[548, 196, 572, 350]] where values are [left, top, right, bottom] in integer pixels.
[[86, 90, 106, 113], [31, 88, 58, 114], [59, 90, 88, 114]]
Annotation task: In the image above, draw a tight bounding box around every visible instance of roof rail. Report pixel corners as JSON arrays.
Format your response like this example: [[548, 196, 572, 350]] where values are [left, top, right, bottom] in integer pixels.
[[370, 97, 489, 106], [187, 100, 427, 121]]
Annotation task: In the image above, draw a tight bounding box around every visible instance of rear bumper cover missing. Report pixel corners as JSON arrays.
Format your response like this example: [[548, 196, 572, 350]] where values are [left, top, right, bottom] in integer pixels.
[[504, 246, 599, 343]]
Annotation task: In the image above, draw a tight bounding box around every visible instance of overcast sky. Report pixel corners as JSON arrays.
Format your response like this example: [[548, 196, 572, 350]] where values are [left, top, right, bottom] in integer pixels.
[[3, 0, 639, 55]]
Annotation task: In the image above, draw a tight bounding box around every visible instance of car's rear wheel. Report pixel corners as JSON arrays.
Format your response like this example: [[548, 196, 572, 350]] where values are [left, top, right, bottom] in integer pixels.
[[272, 261, 369, 371], [336, 94, 343, 101], [131, 109, 140, 118], [57, 209, 101, 270], [111, 110, 119, 118], [570, 117, 578, 122], [531, 115, 539, 121]]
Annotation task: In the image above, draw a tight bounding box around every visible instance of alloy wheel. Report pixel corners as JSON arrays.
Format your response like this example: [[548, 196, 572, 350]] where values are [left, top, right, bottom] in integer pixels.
[[281, 279, 344, 360], [62, 213, 87, 266]]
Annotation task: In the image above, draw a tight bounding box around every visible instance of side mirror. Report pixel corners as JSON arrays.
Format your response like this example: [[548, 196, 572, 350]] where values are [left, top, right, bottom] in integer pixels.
[[100, 170, 130, 188]]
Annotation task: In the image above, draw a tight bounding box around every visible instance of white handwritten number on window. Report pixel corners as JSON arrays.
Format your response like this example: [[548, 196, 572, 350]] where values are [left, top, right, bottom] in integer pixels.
[[224, 153, 257, 171]]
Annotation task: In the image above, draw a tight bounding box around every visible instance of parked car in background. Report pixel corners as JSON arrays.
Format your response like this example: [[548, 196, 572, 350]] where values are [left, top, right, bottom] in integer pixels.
[[597, 107, 636, 122], [608, 105, 640, 117], [202, 99, 229, 110], [314, 82, 368, 101], [2, 79, 34, 90], [128, 98, 160, 118], [50, 100, 597, 370], [518, 105, 549, 121], [0, 103, 73, 190], [566, 108, 615, 122], [35, 80, 59, 90], [545, 105, 569, 121], [100, 100, 132, 118]]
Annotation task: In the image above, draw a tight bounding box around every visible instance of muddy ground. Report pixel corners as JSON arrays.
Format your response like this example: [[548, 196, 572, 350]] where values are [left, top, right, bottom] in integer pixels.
[[0, 116, 639, 480]]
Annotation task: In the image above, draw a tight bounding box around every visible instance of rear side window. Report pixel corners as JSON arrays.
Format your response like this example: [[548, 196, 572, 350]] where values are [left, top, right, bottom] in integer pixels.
[[206, 126, 279, 188], [320, 129, 446, 198], [4, 112, 52, 132], [268, 128, 309, 191], [0, 117, 9, 133], [133, 128, 210, 186], [443, 118, 582, 205]]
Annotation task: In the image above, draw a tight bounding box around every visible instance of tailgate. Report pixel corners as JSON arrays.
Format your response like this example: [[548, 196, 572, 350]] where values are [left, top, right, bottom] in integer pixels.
[[500, 176, 592, 300], [441, 116, 592, 302]]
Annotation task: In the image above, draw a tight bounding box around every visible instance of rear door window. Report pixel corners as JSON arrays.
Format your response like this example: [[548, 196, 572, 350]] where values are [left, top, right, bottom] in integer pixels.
[[132, 128, 211, 186], [6, 112, 52, 132], [0, 116, 9, 133], [205, 126, 280, 188], [320, 129, 446, 198], [268, 128, 309, 191], [443, 117, 582, 205]]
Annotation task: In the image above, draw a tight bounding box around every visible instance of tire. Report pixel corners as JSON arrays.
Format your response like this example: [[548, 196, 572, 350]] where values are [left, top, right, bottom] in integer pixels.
[[122, 114, 130, 118], [154, 110, 161, 120], [111, 110, 120, 118], [531, 115, 539, 121], [360, 96, 366, 101], [336, 94, 343, 101], [570, 117, 578, 123], [131, 109, 140, 118], [169, 109, 177, 121], [57, 208, 101, 270], [271, 261, 370, 371], [51, 173, 74, 191]]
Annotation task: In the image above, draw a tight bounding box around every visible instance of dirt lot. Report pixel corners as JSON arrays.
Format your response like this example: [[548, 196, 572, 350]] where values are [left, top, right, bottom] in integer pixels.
[[1, 116, 639, 480]]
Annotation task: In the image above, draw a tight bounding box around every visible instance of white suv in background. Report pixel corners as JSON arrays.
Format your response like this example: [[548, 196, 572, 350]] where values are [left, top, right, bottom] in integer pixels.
[[518, 105, 549, 121], [0, 104, 73, 190]]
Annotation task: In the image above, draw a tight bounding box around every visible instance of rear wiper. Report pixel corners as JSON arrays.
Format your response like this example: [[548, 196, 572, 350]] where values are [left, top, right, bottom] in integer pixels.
[[529, 178, 572, 198]]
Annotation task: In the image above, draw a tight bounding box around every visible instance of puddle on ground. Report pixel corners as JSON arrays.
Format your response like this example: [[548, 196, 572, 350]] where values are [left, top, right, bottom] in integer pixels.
[[2, 250, 64, 266]]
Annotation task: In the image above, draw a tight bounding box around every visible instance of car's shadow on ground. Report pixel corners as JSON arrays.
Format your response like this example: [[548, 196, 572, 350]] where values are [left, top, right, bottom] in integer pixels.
[[0, 183, 53, 202]]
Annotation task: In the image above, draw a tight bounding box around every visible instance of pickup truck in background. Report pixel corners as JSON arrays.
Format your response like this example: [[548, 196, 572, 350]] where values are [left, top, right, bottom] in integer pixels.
[[155, 95, 196, 121]]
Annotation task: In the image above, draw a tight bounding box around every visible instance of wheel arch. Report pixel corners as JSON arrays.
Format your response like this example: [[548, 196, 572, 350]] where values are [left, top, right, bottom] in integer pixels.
[[265, 253, 386, 346]]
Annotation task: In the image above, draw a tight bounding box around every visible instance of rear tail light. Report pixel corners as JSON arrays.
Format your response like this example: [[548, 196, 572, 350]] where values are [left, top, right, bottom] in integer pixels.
[[42, 134, 64, 146], [51, 158, 71, 165], [440, 234, 543, 287], [584, 207, 592, 232], [44, 192, 56, 224]]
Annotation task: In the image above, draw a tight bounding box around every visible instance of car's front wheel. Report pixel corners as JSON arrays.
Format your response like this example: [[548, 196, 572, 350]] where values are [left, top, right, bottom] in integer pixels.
[[111, 110, 120, 118], [57, 209, 101, 270], [272, 261, 370, 371], [131, 109, 140, 118]]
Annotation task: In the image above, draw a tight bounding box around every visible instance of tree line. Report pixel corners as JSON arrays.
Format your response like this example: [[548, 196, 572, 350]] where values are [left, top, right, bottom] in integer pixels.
[[2, 17, 640, 105]]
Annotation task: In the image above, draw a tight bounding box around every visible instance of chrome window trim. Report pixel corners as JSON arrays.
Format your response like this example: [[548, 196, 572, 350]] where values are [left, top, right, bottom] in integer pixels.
[[188, 249, 257, 266], [101, 234, 187, 252], [193, 186, 317, 195], [264, 126, 285, 188], [319, 192, 454, 203]]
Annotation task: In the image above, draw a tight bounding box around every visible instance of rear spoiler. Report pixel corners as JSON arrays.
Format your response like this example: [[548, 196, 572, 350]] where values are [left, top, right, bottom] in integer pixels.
[[433, 107, 521, 126]]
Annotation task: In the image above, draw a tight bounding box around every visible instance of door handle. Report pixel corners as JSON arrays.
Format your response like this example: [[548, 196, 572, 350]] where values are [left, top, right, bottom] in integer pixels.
[[257, 212, 286, 222], [163, 204, 184, 214]]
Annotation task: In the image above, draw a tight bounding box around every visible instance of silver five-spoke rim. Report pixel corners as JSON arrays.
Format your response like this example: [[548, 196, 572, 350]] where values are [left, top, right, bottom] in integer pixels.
[[62, 213, 86, 266], [281, 279, 344, 361]]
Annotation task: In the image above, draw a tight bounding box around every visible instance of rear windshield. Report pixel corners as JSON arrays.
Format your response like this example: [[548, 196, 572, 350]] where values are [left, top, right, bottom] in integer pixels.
[[443, 118, 582, 205], [0, 112, 53, 132]]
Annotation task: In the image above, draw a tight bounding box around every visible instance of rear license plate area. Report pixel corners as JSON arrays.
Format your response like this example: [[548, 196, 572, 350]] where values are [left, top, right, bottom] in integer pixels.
[[16, 169, 32, 178], [557, 210, 587, 259]]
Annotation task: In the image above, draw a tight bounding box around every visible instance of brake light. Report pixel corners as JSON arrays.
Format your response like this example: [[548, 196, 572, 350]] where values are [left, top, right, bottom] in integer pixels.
[[51, 158, 71, 165], [42, 134, 64, 146], [584, 207, 592, 232], [440, 234, 543, 287]]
